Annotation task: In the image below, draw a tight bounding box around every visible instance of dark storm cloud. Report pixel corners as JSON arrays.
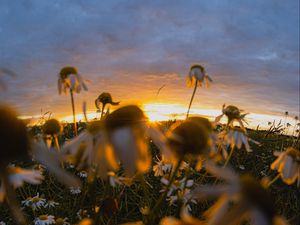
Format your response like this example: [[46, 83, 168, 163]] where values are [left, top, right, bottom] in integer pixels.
[[0, 0, 298, 117]]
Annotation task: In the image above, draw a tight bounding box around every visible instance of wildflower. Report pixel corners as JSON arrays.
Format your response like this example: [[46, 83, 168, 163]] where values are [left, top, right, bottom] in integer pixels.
[[166, 120, 210, 159], [104, 105, 153, 176], [22, 193, 46, 210], [55, 217, 70, 225], [140, 206, 150, 215], [215, 104, 248, 130], [95, 92, 119, 118], [45, 200, 59, 208], [107, 171, 132, 187], [0, 166, 44, 202], [186, 64, 212, 118], [153, 156, 172, 177], [57, 66, 87, 94], [34, 215, 55, 225], [70, 186, 81, 194], [271, 147, 300, 187], [76, 209, 89, 220], [78, 170, 88, 178], [62, 120, 118, 180], [58, 66, 88, 136], [43, 119, 62, 135], [187, 64, 212, 88], [0, 221, 6, 225], [31, 139, 81, 188], [191, 162, 288, 225], [0, 105, 30, 169]]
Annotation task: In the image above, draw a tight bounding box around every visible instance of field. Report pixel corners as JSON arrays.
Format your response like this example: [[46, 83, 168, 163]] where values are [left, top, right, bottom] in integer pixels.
[[0, 119, 299, 225]]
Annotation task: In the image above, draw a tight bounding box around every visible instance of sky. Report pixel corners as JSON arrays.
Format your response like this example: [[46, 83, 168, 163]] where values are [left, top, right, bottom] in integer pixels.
[[0, 0, 299, 127]]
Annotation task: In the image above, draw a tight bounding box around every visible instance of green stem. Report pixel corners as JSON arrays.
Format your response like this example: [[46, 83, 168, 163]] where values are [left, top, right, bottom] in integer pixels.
[[267, 174, 281, 187], [147, 158, 183, 224], [100, 103, 105, 120], [223, 146, 234, 168], [70, 88, 77, 136], [186, 80, 198, 119]]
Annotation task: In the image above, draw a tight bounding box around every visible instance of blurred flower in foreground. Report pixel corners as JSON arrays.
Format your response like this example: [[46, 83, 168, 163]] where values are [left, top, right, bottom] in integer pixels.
[[55, 217, 70, 225], [191, 161, 289, 225], [0, 166, 44, 202], [215, 105, 248, 130], [271, 147, 300, 187], [186, 64, 212, 118], [34, 215, 55, 225], [166, 119, 210, 167], [95, 92, 119, 119], [31, 140, 81, 187], [76, 218, 93, 225], [0, 105, 30, 169], [43, 119, 62, 150], [57, 66, 88, 136]]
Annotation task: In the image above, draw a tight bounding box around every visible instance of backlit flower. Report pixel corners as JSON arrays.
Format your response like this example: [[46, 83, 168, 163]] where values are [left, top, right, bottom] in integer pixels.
[[215, 105, 248, 130], [191, 162, 288, 225], [34, 215, 55, 225], [0, 166, 44, 202], [187, 64, 212, 88], [271, 147, 300, 187], [57, 66, 88, 94], [95, 92, 119, 112]]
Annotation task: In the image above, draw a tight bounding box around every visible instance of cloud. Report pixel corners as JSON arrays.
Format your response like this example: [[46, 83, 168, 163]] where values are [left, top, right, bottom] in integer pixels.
[[0, 0, 298, 117]]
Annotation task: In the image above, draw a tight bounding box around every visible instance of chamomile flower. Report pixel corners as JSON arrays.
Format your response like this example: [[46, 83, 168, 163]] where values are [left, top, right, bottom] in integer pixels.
[[0, 166, 44, 202], [95, 92, 119, 118], [153, 156, 172, 177], [191, 162, 288, 225], [70, 186, 81, 194], [107, 171, 132, 187], [57, 66, 87, 94], [31, 139, 81, 188], [271, 147, 300, 187], [34, 215, 55, 225], [45, 200, 59, 208], [42, 119, 62, 150], [55, 217, 70, 225], [22, 193, 46, 210], [215, 104, 248, 130], [0, 221, 6, 225], [76, 209, 89, 220], [187, 64, 212, 88], [78, 170, 88, 178]]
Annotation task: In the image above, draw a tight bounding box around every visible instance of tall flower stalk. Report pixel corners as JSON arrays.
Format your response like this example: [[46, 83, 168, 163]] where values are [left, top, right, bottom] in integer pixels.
[[186, 64, 212, 118], [58, 66, 88, 136]]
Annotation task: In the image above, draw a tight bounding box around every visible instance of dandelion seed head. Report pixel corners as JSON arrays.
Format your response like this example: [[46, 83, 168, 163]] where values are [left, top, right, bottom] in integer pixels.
[[43, 119, 61, 135], [167, 121, 209, 157], [0, 105, 30, 169], [240, 175, 275, 220]]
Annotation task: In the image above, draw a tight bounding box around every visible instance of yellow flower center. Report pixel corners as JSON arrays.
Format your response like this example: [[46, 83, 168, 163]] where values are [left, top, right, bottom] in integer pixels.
[[38, 215, 48, 220]]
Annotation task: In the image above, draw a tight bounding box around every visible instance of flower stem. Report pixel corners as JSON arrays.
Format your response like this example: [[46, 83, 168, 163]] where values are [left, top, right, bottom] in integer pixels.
[[223, 146, 234, 168], [100, 103, 105, 120], [147, 158, 183, 224], [70, 89, 77, 136], [267, 174, 281, 187], [186, 80, 198, 119]]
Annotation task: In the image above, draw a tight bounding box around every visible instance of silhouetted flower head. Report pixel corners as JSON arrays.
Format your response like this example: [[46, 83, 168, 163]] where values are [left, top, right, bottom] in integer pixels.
[[95, 92, 119, 110], [43, 119, 62, 135], [167, 120, 209, 158], [0, 105, 30, 169], [58, 66, 88, 94], [187, 64, 212, 87]]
